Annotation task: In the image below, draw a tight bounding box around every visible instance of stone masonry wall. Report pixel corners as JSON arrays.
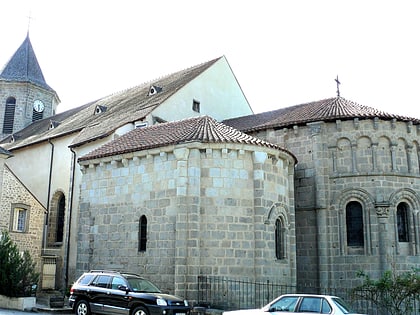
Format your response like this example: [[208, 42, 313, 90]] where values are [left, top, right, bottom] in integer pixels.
[[0, 165, 45, 271], [0, 82, 56, 139], [252, 126, 318, 288], [77, 142, 296, 301], [253, 118, 420, 290]]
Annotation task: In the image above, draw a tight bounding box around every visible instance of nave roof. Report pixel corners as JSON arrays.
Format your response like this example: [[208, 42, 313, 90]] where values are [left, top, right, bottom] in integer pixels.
[[1, 57, 223, 150]]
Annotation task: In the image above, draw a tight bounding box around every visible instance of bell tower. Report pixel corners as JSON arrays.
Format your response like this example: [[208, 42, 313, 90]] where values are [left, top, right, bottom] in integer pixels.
[[0, 33, 60, 140]]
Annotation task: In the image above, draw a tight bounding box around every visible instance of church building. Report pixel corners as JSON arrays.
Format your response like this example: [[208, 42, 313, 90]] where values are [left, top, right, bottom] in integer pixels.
[[0, 34, 254, 294], [0, 34, 419, 304]]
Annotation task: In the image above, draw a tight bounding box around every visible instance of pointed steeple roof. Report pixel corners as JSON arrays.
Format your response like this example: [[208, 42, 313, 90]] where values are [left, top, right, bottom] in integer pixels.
[[0, 33, 54, 91]]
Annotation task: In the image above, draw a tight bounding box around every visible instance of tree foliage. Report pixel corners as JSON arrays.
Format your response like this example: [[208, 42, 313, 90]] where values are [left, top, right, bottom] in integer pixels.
[[0, 230, 39, 297], [351, 268, 420, 315]]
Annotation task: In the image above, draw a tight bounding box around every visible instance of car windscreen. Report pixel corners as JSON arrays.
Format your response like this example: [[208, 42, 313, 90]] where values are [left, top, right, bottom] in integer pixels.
[[127, 277, 161, 293]]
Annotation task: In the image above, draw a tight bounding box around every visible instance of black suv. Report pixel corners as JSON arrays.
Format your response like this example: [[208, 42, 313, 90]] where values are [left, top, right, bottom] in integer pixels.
[[69, 270, 191, 315]]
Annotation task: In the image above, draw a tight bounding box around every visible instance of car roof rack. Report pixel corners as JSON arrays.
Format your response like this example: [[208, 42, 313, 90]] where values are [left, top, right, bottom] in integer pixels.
[[89, 270, 121, 274], [121, 272, 142, 277], [88, 270, 143, 278]]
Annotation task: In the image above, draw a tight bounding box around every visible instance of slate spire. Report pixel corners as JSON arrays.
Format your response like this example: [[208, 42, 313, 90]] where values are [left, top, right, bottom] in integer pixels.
[[0, 33, 54, 91]]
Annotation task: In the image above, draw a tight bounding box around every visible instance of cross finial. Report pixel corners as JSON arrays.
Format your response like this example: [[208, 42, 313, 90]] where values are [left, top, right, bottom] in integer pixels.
[[27, 11, 34, 34], [335, 75, 341, 97]]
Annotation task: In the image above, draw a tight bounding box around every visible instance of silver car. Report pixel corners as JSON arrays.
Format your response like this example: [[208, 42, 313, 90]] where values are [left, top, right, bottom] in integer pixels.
[[222, 294, 367, 315]]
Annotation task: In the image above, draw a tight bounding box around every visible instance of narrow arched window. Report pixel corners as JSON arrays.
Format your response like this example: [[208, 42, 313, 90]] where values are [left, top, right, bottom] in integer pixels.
[[275, 217, 286, 259], [56, 195, 65, 243], [138, 215, 147, 252], [397, 203, 409, 242], [3, 97, 16, 134], [346, 201, 364, 247]]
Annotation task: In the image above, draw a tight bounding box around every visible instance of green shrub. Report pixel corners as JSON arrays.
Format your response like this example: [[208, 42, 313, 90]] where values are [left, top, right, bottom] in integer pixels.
[[0, 230, 39, 297], [352, 268, 420, 315]]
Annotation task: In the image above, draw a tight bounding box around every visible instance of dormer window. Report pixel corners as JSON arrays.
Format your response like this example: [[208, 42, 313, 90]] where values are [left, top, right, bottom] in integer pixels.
[[135, 121, 149, 129], [148, 85, 162, 96], [192, 100, 200, 113], [49, 120, 60, 130], [153, 116, 166, 124], [94, 105, 107, 115]]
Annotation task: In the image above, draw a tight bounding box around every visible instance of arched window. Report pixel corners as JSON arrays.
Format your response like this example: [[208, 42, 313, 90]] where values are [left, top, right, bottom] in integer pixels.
[[3, 97, 16, 134], [397, 203, 409, 242], [138, 215, 147, 252], [275, 217, 286, 259], [56, 195, 65, 243], [346, 201, 364, 247]]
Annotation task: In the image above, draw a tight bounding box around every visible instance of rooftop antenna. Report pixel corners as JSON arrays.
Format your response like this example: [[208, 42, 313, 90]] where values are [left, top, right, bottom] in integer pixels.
[[335, 75, 341, 97]]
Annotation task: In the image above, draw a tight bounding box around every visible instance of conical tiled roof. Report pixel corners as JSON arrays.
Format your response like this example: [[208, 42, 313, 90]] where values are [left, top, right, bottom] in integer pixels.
[[0, 34, 54, 91], [78, 116, 295, 162], [223, 97, 420, 132]]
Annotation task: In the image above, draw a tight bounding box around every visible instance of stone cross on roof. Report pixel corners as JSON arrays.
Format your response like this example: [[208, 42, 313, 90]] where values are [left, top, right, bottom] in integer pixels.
[[335, 75, 341, 97]]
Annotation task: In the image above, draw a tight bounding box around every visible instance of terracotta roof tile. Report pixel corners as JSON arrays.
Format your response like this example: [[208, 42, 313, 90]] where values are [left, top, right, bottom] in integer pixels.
[[79, 116, 295, 162], [223, 97, 420, 132]]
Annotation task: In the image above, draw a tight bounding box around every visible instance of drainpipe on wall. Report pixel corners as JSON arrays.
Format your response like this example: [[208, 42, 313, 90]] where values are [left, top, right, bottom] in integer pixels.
[[65, 147, 77, 289], [43, 139, 54, 252]]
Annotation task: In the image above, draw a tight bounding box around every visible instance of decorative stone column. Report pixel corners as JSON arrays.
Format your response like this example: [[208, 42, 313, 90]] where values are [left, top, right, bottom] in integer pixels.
[[406, 145, 413, 173], [375, 203, 390, 273], [173, 147, 190, 298], [371, 143, 378, 172], [309, 122, 329, 288], [351, 143, 357, 173], [390, 144, 397, 172]]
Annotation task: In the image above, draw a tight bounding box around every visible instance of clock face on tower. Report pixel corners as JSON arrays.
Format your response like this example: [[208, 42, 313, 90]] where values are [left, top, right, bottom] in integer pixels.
[[33, 100, 45, 112]]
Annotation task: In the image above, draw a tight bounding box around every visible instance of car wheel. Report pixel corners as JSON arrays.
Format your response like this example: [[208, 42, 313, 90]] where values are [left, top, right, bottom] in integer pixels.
[[132, 306, 149, 315], [75, 300, 90, 315]]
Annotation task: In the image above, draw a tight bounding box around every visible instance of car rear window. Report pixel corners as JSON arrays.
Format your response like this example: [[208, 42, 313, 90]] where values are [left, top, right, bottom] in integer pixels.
[[78, 274, 95, 285]]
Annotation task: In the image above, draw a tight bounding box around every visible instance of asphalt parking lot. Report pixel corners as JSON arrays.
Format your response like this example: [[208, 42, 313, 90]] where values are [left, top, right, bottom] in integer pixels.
[[0, 307, 72, 315]]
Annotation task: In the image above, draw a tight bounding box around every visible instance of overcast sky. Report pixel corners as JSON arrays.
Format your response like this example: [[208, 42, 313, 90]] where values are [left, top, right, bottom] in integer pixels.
[[1, 0, 419, 119]]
